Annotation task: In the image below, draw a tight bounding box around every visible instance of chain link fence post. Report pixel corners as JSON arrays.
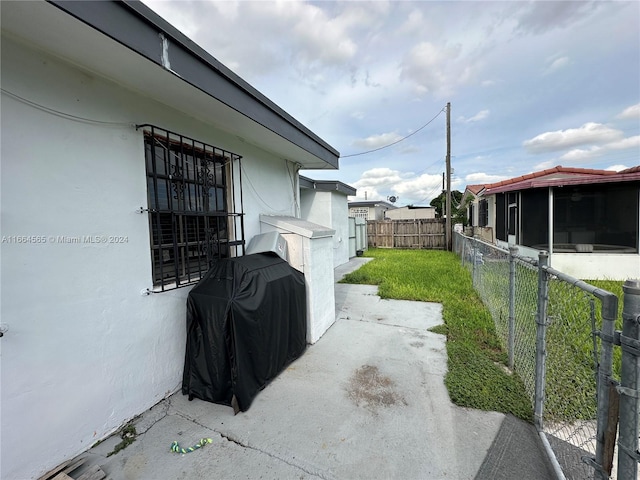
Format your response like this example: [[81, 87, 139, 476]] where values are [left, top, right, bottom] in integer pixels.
[[534, 251, 549, 431], [590, 285, 619, 480], [472, 236, 478, 289], [618, 279, 640, 479], [508, 246, 518, 370]]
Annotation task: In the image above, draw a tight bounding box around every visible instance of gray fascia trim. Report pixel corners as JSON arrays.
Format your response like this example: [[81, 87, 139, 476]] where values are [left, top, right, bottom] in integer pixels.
[[315, 181, 356, 196], [299, 175, 356, 196], [47, 0, 340, 168], [349, 201, 396, 209], [299, 176, 315, 189]]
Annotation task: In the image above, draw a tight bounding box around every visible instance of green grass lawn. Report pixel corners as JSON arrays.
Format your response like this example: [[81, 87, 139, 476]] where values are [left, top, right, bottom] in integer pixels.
[[340, 248, 533, 421]]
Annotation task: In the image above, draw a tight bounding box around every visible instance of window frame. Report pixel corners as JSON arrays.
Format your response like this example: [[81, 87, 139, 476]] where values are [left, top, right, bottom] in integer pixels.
[[139, 125, 245, 291], [478, 199, 489, 227]]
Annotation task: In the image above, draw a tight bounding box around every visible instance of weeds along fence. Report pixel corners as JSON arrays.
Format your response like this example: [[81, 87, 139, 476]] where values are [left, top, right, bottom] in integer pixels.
[[453, 232, 639, 480]]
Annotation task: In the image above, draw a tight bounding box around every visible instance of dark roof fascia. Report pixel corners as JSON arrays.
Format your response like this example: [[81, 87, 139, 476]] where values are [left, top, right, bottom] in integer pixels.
[[483, 172, 640, 195], [299, 176, 315, 190], [299, 175, 356, 196], [47, 0, 340, 168]]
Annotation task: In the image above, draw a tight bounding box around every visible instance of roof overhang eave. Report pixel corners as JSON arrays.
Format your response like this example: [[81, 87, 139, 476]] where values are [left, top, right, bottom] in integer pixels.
[[2, 0, 339, 170], [483, 173, 640, 195], [299, 175, 356, 196]]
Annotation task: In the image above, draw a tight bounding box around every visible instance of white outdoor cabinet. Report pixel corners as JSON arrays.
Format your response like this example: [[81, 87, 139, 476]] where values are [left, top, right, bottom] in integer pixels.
[[259, 215, 336, 344]]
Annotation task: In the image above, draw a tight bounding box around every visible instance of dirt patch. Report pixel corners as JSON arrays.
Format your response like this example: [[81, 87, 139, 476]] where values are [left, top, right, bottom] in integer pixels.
[[410, 341, 425, 348], [346, 365, 407, 412]]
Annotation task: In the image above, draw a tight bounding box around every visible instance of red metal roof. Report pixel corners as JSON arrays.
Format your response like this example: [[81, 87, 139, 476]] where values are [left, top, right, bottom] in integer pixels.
[[482, 165, 640, 195]]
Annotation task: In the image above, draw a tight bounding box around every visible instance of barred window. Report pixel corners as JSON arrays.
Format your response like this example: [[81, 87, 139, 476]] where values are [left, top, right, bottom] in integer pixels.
[[140, 125, 245, 291]]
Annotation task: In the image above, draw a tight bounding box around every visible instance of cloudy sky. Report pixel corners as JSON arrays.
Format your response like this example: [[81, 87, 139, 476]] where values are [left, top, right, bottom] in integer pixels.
[[143, 0, 640, 206]]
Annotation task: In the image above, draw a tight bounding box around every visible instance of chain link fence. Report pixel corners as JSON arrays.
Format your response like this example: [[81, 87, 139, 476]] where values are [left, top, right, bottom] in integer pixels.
[[453, 232, 639, 480], [543, 276, 602, 479]]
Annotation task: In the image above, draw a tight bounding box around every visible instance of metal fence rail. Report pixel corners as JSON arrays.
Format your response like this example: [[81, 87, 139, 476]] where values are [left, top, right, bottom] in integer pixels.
[[542, 264, 614, 480], [453, 232, 639, 479]]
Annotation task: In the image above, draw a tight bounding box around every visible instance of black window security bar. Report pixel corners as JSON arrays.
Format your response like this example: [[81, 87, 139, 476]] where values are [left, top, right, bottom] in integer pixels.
[[138, 125, 245, 291]]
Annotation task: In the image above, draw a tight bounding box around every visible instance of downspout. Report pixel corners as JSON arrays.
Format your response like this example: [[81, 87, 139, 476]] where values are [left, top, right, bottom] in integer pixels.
[[294, 162, 301, 218], [548, 187, 554, 260]]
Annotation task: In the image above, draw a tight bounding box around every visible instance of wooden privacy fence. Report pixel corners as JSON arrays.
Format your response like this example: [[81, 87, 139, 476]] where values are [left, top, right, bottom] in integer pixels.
[[367, 219, 446, 249]]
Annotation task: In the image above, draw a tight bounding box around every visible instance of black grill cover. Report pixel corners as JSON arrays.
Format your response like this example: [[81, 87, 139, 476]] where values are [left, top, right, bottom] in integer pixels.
[[182, 253, 307, 412]]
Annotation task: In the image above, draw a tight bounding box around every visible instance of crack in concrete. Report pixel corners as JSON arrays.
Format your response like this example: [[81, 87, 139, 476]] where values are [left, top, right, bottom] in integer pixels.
[[136, 398, 172, 436], [171, 410, 335, 480]]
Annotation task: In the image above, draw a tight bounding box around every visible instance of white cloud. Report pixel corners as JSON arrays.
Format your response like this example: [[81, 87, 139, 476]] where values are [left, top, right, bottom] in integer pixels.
[[606, 164, 629, 172], [286, 3, 358, 65], [523, 123, 623, 153], [543, 56, 569, 75], [617, 103, 640, 120], [352, 132, 403, 149], [515, 1, 599, 35], [144, 0, 360, 82], [607, 135, 640, 150], [397, 9, 425, 36], [558, 146, 603, 162], [351, 168, 443, 204], [458, 110, 490, 123], [533, 160, 557, 171], [556, 135, 640, 162], [465, 172, 509, 184], [393, 173, 442, 197], [399, 41, 462, 95]]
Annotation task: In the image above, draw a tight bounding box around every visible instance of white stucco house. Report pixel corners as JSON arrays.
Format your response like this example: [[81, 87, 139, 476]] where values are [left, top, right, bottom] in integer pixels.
[[464, 166, 640, 280], [0, 2, 350, 479], [348, 200, 397, 221]]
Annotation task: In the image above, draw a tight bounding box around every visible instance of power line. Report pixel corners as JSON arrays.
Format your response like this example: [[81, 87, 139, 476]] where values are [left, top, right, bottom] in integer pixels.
[[341, 106, 446, 158], [1, 88, 134, 127], [415, 183, 443, 205]]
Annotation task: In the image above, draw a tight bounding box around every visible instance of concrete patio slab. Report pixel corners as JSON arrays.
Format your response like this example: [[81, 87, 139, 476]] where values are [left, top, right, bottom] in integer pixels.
[[60, 256, 555, 480]]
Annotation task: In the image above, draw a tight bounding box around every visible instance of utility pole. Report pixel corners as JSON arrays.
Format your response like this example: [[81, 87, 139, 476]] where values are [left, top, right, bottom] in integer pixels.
[[445, 102, 452, 251]]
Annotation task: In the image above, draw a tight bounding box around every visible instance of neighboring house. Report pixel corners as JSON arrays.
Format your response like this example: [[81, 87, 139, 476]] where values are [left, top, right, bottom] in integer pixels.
[[348, 200, 397, 221], [465, 166, 640, 280], [299, 176, 357, 268], [462, 184, 485, 227], [0, 2, 345, 479], [384, 205, 436, 220], [462, 184, 493, 241]]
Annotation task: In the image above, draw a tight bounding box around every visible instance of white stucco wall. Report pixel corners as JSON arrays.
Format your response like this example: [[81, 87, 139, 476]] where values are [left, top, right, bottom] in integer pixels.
[[1, 35, 299, 480], [496, 239, 640, 281], [385, 207, 435, 220], [257, 216, 336, 344], [300, 189, 350, 267], [549, 254, 640, 281], [282, 233, 337, 343]]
